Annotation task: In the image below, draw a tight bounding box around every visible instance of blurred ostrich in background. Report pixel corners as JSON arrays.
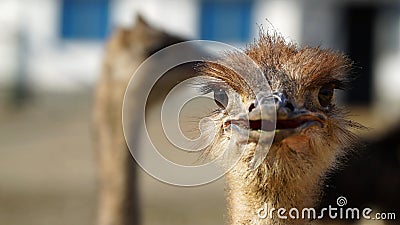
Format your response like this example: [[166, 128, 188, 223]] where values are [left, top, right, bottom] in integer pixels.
[[93, 16, 184, 225]]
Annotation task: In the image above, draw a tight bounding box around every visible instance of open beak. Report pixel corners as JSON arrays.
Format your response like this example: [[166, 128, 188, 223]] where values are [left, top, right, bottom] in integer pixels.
[[223, 92, 325, 141]]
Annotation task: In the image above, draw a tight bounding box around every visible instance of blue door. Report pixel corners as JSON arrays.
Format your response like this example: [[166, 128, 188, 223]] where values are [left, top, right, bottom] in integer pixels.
[[200, 0, 253, 43], [60, 0, 110, 40]]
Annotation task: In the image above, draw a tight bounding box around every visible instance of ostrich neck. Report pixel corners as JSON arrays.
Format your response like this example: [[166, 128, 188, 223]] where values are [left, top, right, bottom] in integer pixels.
[[225, 164, 321, 225]]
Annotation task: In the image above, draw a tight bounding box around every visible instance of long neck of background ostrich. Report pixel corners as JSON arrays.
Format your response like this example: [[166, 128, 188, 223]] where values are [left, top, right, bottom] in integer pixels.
[[225, 163, 322, 225]]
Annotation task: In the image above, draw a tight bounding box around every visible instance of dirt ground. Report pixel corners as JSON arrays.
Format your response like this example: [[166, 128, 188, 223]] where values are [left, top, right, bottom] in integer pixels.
[[0, 91, 226, 225], [0, 91, 396, 225]]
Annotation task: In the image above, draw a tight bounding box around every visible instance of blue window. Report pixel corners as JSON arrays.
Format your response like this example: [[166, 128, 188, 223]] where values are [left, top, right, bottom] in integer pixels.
[[60, 0, 110, 40], [200, 0, 253, 42]]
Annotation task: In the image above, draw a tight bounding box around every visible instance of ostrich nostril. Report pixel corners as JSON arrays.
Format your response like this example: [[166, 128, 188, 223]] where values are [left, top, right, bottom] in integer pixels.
[[248, 103, 256, 112]]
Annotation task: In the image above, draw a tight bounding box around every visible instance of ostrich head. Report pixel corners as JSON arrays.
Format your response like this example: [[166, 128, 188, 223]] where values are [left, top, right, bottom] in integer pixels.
[[197, 32, 361, 224]]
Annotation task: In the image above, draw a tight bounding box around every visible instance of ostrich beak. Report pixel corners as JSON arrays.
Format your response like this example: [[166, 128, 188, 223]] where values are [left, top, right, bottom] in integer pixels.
[[271, 92, 326, 142], [272, 92, 325, 131], [245, 91, 325, 132], [223, 92, 325, 142]]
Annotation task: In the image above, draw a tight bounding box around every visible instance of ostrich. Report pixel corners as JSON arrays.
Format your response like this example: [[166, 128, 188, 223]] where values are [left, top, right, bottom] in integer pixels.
[[196, 32, 362, 225], [93, 16, 184, 225]]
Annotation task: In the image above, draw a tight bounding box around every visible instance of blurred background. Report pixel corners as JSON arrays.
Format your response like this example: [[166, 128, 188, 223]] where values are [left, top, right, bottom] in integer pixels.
[[0, 0, 399, 225]]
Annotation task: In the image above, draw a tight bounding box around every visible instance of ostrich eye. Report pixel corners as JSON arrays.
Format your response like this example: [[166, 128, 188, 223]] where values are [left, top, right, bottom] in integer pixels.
[[214, 89, 228, 109], [318, 85, 334, 108]]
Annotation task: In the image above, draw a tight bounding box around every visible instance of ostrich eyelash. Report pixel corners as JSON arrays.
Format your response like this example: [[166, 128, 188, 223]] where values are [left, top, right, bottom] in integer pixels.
[[331, 80, 349, 90], [191, 77, 230, 95]]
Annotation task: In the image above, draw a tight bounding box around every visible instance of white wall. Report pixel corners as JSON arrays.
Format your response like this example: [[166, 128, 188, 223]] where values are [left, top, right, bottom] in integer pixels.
[[25, 0, 105, 92], [110, 0, 198, 39], [374, 9, 400, 119], [3, 0, 303, 92], [0, 0, 106, 91], [253, 0, 303, 43], [0, 0, 199, 92], [0, 0, 21, 85]]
